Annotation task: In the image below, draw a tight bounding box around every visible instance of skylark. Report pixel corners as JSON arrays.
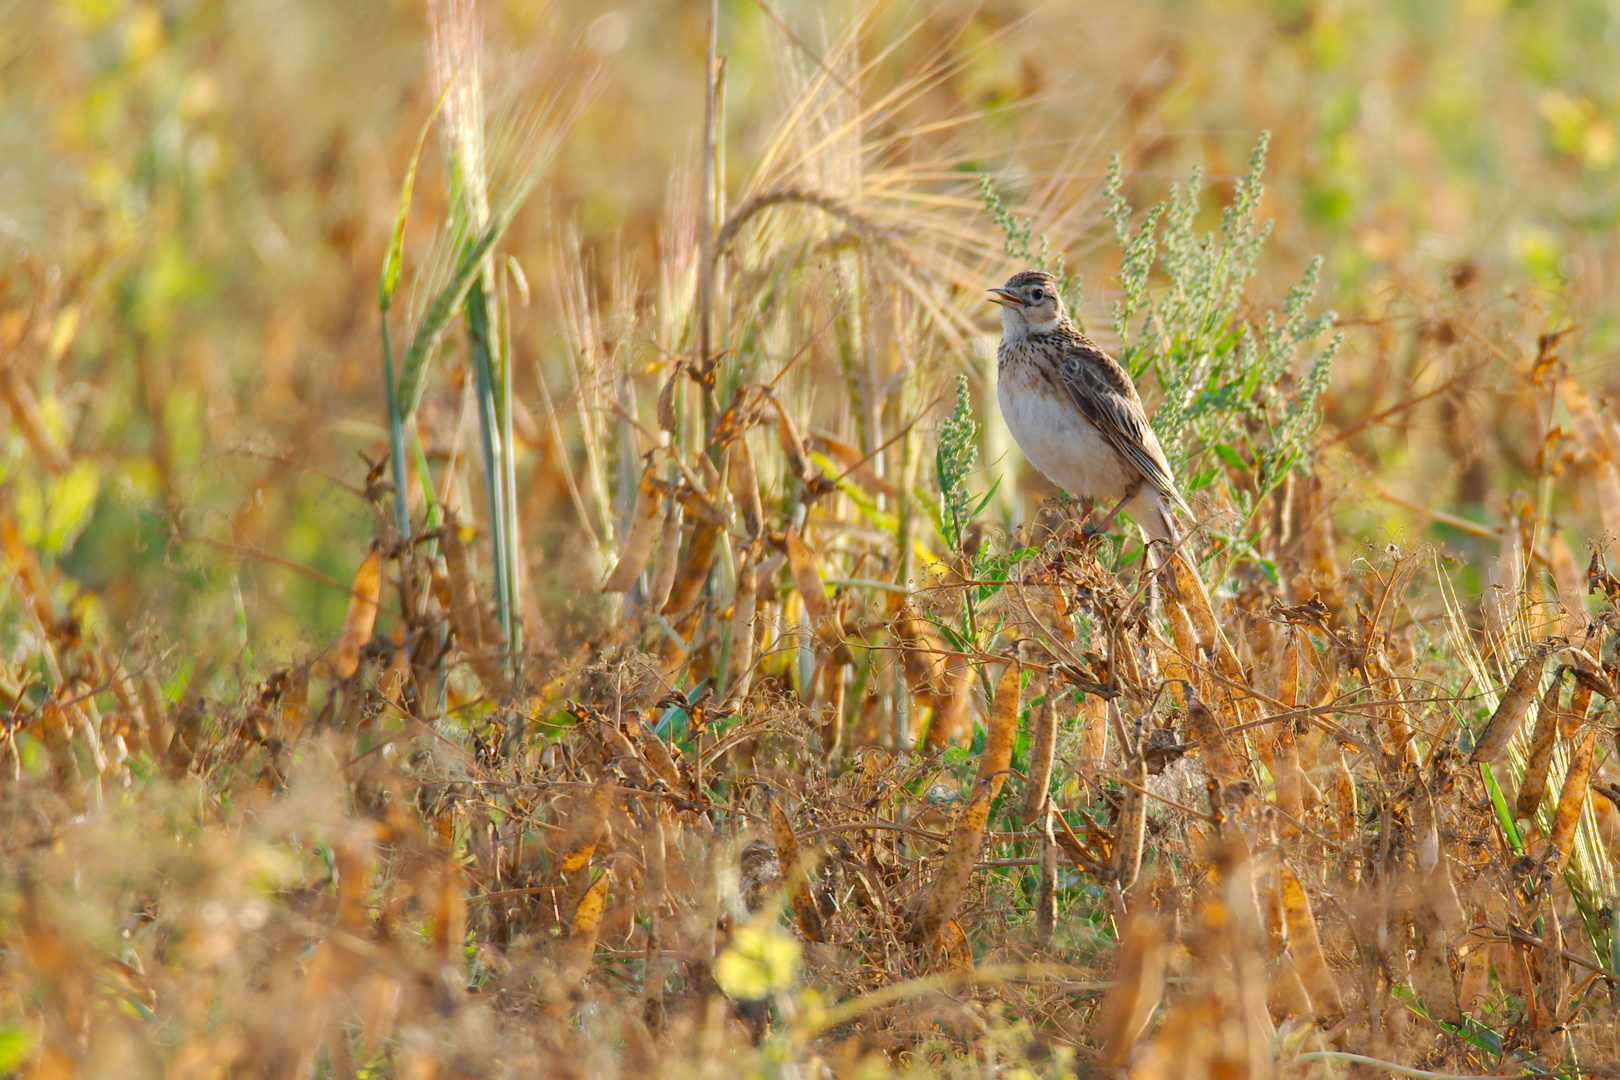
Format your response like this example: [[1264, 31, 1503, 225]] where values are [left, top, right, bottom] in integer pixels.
[[991, 269, 1190, 555]]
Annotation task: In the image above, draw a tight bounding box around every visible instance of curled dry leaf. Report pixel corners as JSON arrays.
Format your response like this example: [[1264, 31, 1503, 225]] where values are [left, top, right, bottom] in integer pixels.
[[333, 543, 383, 681], [1468, 648, 1548, 764], [601, 462, 665, 592]]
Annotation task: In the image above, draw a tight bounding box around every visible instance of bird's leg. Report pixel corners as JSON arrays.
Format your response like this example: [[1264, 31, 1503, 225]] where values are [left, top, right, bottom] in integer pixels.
[[1056, 497, 1095, 548], [1081, 494, 1131, 538]]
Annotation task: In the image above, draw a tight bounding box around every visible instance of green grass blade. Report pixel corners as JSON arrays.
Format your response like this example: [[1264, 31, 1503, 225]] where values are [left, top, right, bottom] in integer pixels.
[[396, 201, 516, 417]]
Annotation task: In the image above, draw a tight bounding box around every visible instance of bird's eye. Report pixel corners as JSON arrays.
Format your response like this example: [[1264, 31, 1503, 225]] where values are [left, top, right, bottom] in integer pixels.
[[1031, 288, 1045, 301]]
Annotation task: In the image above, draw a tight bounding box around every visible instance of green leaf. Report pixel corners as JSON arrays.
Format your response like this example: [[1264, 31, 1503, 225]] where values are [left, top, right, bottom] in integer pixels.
[[0, 1026, 29, 1072], [46, 460, 100, 553], [1212, 443, 1247, 472]]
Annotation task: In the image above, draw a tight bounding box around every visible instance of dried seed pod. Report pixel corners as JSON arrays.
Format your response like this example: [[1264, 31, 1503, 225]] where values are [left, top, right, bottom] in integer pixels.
[[767, 794, 824, 943], [1078, 691, 1109, 766], [1548, 532, 1587, 635], [1564, 376, 1620, 536], [1035, 809, 1057, 947], [1331, 746, 1358, 858], [601, 464, 665, 592], [784, 526, 840, 648], [1562, 374, 1620, 462], [1185, 689, 1241, 783], [333, 542, 383, 681], [1516, 668, 1567, 820], [932, 919, 974, 974], [636, 720, 686, 794], [725, 545, 758, 698], [1468, 649, 1549, 764], [1548, 724, 1597, 874], [1112, 756, 1147, 890], [595, 720, 650, 788], [924, 653, 974, 750], [727, 437, 764, 539], [661, 517, 722, 616], [1563, 671, 1596, 740], [138, 670, 172, 758], [764, 389, 815, 485], [440, 517, 507, 686], [560, 871, 609, 987], [1095, 912, 1168, 1067], [907, 777, 993, 943], [559, 775, 617, 874], [818, 659, 845, 756], [645, 498, 683, 611], [1278, 626, 1301, 709], [1458, 936, 1490, 1019], [1277, 863, 1343, 1016], [1020, 668, 1056, 826], [1410, 900, 1463, 1025], [1535, 888, 1567, 1022], [279, 666, 310, 742], [977, 660, 1020, 802], [1410, 769, 1439, 873]]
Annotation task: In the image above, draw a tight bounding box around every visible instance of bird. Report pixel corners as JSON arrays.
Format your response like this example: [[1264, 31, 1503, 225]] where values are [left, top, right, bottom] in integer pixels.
[[990, 269, 1190, 560]]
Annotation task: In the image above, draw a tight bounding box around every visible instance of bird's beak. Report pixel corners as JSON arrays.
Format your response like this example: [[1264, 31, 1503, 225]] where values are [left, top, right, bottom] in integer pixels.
[[987, 288, 1023, 308]]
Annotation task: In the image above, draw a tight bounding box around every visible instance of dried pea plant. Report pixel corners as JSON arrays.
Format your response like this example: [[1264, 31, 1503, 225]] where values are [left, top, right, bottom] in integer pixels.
[[8, 4, 1620, 1080]]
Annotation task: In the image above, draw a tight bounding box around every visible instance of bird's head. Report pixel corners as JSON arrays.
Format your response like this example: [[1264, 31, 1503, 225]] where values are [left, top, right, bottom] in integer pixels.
[[989, 270, 1066, 339]]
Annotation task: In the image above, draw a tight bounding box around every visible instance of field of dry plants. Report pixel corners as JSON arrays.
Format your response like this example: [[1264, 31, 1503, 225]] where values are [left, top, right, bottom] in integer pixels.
[[10, 0, 1620, 1077]]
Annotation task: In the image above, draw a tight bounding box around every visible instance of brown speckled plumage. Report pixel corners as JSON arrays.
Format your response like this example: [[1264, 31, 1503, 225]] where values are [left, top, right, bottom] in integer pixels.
[[991, 269, 1189, 549]]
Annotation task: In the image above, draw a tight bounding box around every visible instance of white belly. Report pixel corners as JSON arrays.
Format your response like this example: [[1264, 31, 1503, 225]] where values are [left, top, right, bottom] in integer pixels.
[[997, 377, 1134, 502]]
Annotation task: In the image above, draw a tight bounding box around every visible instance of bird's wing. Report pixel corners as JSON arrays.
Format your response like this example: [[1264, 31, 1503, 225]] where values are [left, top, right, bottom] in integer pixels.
[[1056, 338, 1191, 515]]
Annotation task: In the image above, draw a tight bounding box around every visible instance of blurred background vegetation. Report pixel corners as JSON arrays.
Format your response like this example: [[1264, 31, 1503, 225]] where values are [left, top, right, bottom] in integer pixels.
[[4, 0, 1619, 681]]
